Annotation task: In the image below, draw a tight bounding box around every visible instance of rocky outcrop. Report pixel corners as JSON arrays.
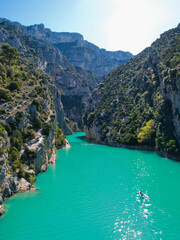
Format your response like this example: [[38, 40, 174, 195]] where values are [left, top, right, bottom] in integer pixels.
[[56, 43, 133, 76], [17, 178, 36, 192], [0, 204, 5, 216]]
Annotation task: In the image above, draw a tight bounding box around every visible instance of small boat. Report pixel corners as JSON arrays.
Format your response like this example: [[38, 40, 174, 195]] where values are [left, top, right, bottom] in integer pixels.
[[137, 191, 148, 199]]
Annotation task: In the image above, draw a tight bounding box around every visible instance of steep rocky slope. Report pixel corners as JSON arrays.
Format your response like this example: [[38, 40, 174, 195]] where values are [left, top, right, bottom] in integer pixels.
[[84, 25, 180, 160], [0, 43, 68, 215], [0, 19, 103, 130], [18, 21, 133, 76]]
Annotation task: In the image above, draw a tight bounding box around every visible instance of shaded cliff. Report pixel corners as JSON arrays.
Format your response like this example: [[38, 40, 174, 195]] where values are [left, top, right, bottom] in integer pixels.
[[84, 25, 180, 160]]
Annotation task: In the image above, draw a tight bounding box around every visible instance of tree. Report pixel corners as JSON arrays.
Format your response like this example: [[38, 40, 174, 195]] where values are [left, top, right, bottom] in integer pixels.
[[137, 119, 155, 145], [0, 43, 19, 65]]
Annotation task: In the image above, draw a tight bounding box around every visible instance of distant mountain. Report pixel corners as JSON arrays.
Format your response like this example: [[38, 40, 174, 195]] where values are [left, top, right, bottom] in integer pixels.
[[19, 22, 133, 75], [84, 25, 180, 160]]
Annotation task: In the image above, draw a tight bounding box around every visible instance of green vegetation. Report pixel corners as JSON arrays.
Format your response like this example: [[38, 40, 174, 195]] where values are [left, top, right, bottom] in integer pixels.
[[84, 26, 180, 158], [137, 120, 155, 146], [55, 126, 66, 149], [0, 87, 12, 101], [32, 99, 42, 111], [33, 117, 42, 129], [9, 147, 20, 162], [42, 122, 52, 136], [0, 41, 67, 187], [8, 81, 21, 91], [29, 174, 36, 184], [0, 43, 19, 65]]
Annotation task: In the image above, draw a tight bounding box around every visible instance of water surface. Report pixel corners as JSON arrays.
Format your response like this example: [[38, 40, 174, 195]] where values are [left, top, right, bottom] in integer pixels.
[[1, 132, 180, 239]]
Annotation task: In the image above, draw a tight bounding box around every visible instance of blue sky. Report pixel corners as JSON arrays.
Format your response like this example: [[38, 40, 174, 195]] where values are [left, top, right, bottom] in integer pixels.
[[0, 0, 179, 54]]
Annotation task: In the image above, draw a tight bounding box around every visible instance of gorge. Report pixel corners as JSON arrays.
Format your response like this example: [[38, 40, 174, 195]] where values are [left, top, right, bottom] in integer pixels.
[[0, 17, 179, 221]]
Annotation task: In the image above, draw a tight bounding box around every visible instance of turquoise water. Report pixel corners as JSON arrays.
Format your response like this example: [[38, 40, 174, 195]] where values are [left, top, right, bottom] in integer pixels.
[[1, 132, 180, 240]]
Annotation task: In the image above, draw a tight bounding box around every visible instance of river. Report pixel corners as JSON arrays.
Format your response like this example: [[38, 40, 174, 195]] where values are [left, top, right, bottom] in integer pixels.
[[0, 132, 180, 239]]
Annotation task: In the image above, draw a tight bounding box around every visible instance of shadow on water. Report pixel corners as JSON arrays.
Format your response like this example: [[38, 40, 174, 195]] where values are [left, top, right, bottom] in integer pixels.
[[77, 136, 96, 144]]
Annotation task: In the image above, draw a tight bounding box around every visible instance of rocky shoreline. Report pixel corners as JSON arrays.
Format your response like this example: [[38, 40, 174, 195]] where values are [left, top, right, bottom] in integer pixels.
[[0, 141, 70, 217], [85, 130, 180, 161]]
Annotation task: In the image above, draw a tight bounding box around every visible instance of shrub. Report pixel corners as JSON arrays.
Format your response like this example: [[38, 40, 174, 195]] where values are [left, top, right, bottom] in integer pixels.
[[0, 43, 19, 65], [42, 122, 52, 136], [166, 140, 178, 154], [0, 124, 6, 138], [29, 163, 35, 171], [33, 117, 42, 129], [137, 119, 155, 145], [11, 130, 23, 151], [32, 99, 42, 111], [21, 128, 34, 141], [9, 146, 20, 161], [11, 160, 22, 171], [21, 146, 37, 162], [34, 86, 46, 98], [0, 87, 12, 101], [55, 126, 66, 149], [29, 174, 36, 184], [8, 81, 21, 91], [17, 167, 25, 178]]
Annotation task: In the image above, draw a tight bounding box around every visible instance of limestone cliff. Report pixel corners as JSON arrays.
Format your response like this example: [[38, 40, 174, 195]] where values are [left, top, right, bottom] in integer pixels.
[[0, 19, 103, 130], [0, 43, 67, 215], [17, 21, 133, 76]]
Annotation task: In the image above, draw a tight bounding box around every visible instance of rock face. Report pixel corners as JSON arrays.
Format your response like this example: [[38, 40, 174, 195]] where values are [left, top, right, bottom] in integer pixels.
[[0, 39, 68, 215], [84, 25, 180, 160], [17, 21, 133, 76], [0, 18, 133, 130], [0, 19, 103, 130]]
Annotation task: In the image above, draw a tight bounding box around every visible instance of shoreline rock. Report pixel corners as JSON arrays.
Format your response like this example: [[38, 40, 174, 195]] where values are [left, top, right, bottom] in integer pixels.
[[0, 141, 71, 217], [17, 178, 37, 192], [0, 205, 5, 216], [85, 133, 180, 161]]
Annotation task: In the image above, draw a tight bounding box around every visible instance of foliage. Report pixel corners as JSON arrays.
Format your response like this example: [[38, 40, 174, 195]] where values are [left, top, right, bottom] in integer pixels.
[[55, 126, 66, 149], [9, 146, 20, 161], [84, 25, 180, 157], [11, 160, 22, 171], [137, 120, 155, 145], [32, 98, 42, 111], [0, 43, 19, 65], [0, 124, 6, 138], [33, 117, 42, 129], [29, 174, 36, 184], [11, 130, 23, 151], [21, 146, 36, 162], [42, 122, 52, 136], [8, 81, 21, 91], [0, 87, 12, 101]]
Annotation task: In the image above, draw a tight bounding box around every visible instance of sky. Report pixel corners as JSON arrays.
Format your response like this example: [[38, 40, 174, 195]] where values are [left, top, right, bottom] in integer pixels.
[[0, 0, 179, 55]]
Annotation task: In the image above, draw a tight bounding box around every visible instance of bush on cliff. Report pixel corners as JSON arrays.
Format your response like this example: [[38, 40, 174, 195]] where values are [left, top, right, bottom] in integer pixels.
[[0, 87, 12, 101], [55, 126, 66, 149]]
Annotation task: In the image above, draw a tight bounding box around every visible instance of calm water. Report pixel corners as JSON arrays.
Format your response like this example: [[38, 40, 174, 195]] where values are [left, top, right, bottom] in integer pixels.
[[1, 132, 180, 240]]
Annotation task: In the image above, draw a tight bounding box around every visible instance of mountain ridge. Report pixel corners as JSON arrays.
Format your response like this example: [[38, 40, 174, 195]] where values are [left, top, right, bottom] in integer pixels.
[[0, 18, 133, 75]]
